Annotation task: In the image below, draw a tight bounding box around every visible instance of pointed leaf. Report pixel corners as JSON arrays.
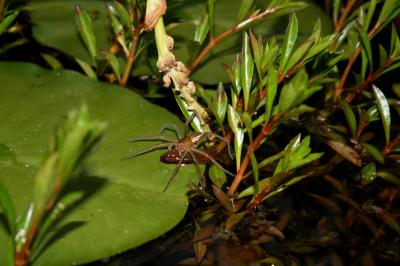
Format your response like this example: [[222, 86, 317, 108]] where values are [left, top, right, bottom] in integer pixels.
[[358, 28, 373, 72], [361, 142, 384, 164], [372, 85, 391, 145], [265, 65, 278, 123], [75, 5, 97, 65], [237, 0, 255, 21], [213, 83, 228, 124], [280, 13, 298, 71], [343, 103, 357, 137], [361, 162, 377, 185], [0, 183, 16, 236], [209, 165, 227, 188], [241, 32, 254, 111], [194, 12, 210, 45]]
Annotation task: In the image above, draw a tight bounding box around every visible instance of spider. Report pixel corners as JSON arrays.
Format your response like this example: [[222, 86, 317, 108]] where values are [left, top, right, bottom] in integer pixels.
[[121, 126, 234, 192]]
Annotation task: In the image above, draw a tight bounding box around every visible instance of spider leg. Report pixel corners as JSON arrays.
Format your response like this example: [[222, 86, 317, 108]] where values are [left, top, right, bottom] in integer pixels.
[[163, 150, 188, 192], [206, 132, 233, 159], [187, 149, 202, 179], [188, 149, 207, 189], [121, 143, 171, 160], [159, 125, 182, 140], [190, 148, 235, 177], [127, 135, 176, 143]]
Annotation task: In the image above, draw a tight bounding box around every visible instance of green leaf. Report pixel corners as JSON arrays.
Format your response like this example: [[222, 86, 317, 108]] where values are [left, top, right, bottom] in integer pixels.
[[358, 28, 373, 72], [361, 142, 384, 164], [365, 0, 376, 31], [249, 31, 263, 78], [265, 65, 278, 123], [376, 171, 400, 185], [107, 3, 124, 35], [234, 129, 244, 171], [343, 103, 357, 137], [372, 85, 391, 145], [390, 24, 400, 56], [237, 0, 255, 21], [283, 39, 313, 73], [207, 0, 216, 36], [332, 0, 341, 25], [213, 83, 228, 125], [75, 5, 97, 65], [280, 13, 298, 71], [41, 53, 63, 70], [0, 11, 19, 36], [0, 62, 195, 265], [250, 153, 259, 194], [378, 45, 388, 67], [0, 182, 16, 236], [227, 105, 242, 133], [241, 32, 254, 111], [242, 112, 253, 143], [103, 52, 121, 81], [194, 12, 210, 45], [361, 162, 376, 185], [378, 0, 400, 26], [75, 57, 97, 79], [113, 1, 131, 29], [209, 165, 226, 188]]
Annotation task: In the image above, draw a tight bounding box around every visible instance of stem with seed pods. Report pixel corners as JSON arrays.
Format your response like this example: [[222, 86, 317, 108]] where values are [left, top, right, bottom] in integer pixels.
[[152, 14, 211, 133]]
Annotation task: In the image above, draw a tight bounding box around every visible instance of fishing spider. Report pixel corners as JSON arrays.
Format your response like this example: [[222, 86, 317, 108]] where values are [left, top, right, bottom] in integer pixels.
[[122, 125, 233, 192]]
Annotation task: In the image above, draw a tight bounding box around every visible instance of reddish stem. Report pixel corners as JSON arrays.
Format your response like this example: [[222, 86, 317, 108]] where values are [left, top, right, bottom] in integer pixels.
[[228, 115, 281, 196], [188, 6, 279, 74]]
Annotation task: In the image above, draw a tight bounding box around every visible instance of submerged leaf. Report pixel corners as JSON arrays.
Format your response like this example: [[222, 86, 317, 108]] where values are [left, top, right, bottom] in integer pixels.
[[325, 139, 362, 167]]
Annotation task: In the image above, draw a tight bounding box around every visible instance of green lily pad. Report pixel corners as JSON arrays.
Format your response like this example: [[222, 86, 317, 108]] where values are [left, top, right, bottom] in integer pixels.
[[28, 0, 332, 84], [0, 62, 195, 265]]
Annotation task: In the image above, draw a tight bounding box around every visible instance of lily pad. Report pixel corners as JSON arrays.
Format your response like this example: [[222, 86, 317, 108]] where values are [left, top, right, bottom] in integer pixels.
[[28, 0, 332, 84], [0, 62, 195, 265]]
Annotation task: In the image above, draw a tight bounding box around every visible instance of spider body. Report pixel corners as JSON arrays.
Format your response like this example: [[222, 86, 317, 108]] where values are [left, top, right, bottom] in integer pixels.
[[122, 128, 233, 192]]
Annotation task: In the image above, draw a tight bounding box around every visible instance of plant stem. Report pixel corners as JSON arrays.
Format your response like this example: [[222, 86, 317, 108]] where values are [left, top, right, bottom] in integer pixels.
[[120, 25, 142, 87], [345, 57, 394, 103], [334, 21, 381, 99], [228, 115, 280, 196], [334, 0, 357, 34], [383, 132, 400, 155], [188, 5, 279, 74]]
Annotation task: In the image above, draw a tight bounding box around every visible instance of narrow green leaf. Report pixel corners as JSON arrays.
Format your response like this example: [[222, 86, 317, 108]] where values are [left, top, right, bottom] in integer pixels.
[[242, 112, 253, 143], [227, 105, 241, 133], [207, 0, 216, 36], [283, 39, 313, 74], [107, 3, 124, 34], [365, 0, 376, 30], [249, 31, 263, 78], [361, 142, 384, 164], [333, 0, 342, 25], [378, 45, 388, 66], [250, 153, 259, 195], [280, 13, 298, 71], [237, 0, 255, 22], [0, 11, 19, 35], [361, 162, 377, 185], [265, 65, 278, 123], [15, 203, 34, 251], [209, 165, 226, 188], [358, 28, 373, 72], [263, 175, 307, 201], [175, 94, 202, 132], [343, 103, 357, 137], [75, 5, 97, 65], [379, 61, 400, 77], [372, 85, 391, 145], [360, 49, 368, 80], [104, 52, 121, 81], [234, 129, 244, 171], [232, 55, 242, 95], [113, 1, 131, 28], [304, 34, 336, 62], [41, 53, 62, 70], [241, 32, 254, 111], [378, 0, 400, 25], [194, 12, 210, 45], [377, 171, 400, 185], [75, 58, 97, 79], [390, 24, 400, 55], [0, 182, 16, 236], [213, 83, 228, 124]]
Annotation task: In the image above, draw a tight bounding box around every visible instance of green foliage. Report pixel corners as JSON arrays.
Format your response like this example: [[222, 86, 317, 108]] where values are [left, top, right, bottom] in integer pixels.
[[1, 0, 400, 264]]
